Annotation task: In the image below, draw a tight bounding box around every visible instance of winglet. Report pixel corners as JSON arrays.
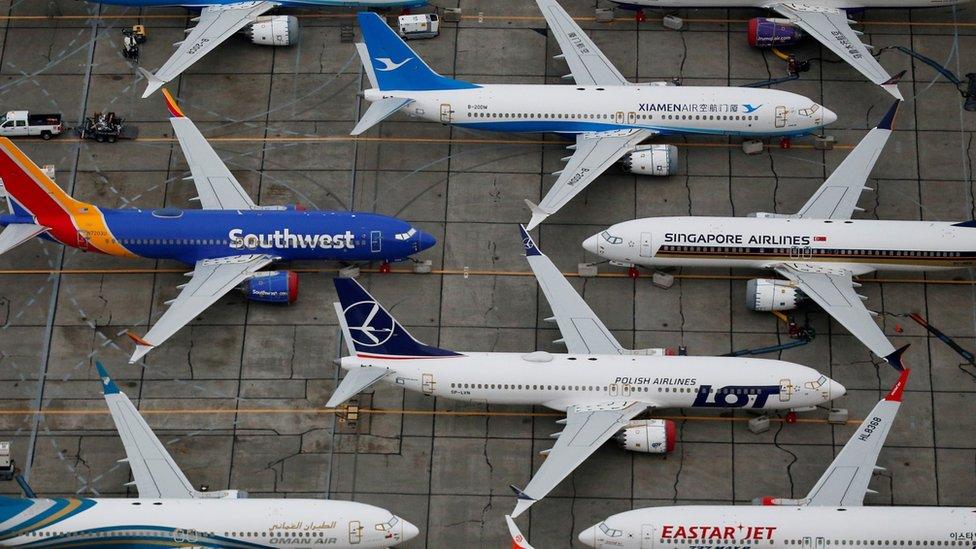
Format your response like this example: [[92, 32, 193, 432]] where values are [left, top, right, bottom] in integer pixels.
[[524, 200, 551, 231], [138, 67, 166, 99], [877, 100, 901, 131], [884, 368, 911, 402], [881, 70, 907, 87], [161, 88, 186, 118], [883, 343, 910, 372], [505, 515, 535, 549], [880, 70, 906, 101], [94, 361, 120, 395], [510, 484, 536, 518], [126, 332, 154, 364], [519, 225, 542, 257]]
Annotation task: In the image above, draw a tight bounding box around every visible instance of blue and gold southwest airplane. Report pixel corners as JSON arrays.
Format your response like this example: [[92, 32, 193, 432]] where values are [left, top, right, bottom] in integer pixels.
[[0, 90, 435, 363]]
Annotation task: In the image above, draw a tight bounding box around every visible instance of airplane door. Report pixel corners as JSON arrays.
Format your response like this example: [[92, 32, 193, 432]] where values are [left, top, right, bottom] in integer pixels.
[[348, 521, 362, 544], [627, 111, 637, 125], [815, 537, 826, 549], [614, 111, 625, 124], [779, 378, 794, 402], [621, 384, 632, 397], [789, 246, 812, 260], [640, 232, 653, 257], [370, 230, 381, 253], [608, 383, 618, 397], [422, 373, 434, 395], [76, 230, 91, 250], [640, 524, 656, 549], [440, 103, 453, 124], [802, 537, 813, 549], [775, 105, 788, 128]]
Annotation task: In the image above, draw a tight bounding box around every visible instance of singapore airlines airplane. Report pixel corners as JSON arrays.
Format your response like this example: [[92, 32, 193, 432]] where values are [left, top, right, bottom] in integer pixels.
[[0, 361, 419, 548], [0, 90, 434, 363], [508, 369, 974, 549], [584, 101, 933, 370], [326, 229, 845, 518], [85, 0, 427, 98], [351, 0, 837, 230], [608, 0, 971, 100]]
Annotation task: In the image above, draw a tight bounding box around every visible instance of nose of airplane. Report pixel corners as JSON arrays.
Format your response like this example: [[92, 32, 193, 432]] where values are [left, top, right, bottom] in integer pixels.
[[578, 525, 597, 547], [582, 234, 600, 255], [822, 106, 838, 126], [416, 229, 437, 252], [829, 380, 847, 401], [400, 518, 420, 543]]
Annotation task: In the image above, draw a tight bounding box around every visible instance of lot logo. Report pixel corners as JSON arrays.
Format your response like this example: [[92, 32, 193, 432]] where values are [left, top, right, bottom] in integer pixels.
[[229, 229, 355, 250], [692, 385, 780, 409], [343, 300, 395, 347]]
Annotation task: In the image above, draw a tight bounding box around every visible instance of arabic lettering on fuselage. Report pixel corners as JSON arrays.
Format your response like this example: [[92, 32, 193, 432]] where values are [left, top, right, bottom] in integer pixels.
[[269, 521, 338, 532], [663, 233, 812, 247]]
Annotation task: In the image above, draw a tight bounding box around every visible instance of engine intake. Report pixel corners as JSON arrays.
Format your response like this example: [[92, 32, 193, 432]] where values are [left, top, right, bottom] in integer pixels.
[[613, 419, 676, 454], [746, 278, 802, 312], [620, 144, 678, 177], [242, 271, 298, 304], [747, 18, 804, 48], [246, 15, 300, 46]]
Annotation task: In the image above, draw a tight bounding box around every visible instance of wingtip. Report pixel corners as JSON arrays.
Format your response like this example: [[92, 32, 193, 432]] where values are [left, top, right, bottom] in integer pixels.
[[881, 70, 907, 87], [877, 99, 901, 131], [884, 367, 911, 402], [883, 343, 910, 372], [94, 361, 120, 395], [519, 225, 542, 257], [161, 88, 185, 118], [126, 332, 154, 364], [138, 67, 165, 99], [505, 515, 534, 549], [524, 200, 550, 231]]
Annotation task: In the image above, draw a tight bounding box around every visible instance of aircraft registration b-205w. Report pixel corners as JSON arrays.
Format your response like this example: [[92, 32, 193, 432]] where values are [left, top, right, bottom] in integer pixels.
[[351, 0, 837, 229], [0, 90, 435, 363]]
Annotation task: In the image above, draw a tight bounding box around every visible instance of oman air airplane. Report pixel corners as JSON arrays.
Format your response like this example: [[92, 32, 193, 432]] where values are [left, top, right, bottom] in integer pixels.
[[607, 0, 971, 100], [508, 369, 976, 549], [584, 101, 936, 370], [325, 227, 845, 518], [0, 361, 419, 547], [0, 90, 435, 363], [351, 0, 837, 230], [86, 0, 427, 98]]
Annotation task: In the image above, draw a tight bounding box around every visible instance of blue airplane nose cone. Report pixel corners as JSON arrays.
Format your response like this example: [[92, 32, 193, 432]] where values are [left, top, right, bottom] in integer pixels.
[[417, 230, 437, 252]]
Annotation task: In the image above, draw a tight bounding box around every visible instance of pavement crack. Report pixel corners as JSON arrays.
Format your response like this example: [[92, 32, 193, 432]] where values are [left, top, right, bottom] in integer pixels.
[[772, 418, 798, 497], [670, 411, 687, 503]]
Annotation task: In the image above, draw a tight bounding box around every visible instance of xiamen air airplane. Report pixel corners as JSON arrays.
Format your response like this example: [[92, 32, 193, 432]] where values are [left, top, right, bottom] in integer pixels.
[[0, 362, 419, 548], [325, 227, 845, 519], [86, 0, 427, 98], [351, 0, 837, 229], [584, 101, 927, 369], [0, 91, 434, 363]]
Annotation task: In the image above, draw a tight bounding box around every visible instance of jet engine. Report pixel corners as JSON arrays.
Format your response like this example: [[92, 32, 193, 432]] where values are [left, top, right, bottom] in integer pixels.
[[241, 271, 298, 304], [746, 278, 803, 312], [246, 15, 300, 46], [613, 419, 676, 454], [620, 144, 678, 177], [747, 18, 805, 48]]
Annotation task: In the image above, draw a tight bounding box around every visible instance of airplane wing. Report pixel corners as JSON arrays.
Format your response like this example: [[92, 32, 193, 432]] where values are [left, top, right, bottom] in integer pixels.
[[511, 401, 647, 517], [0, 223, 47, 256], [775, 263, 906, 370], [535, 0, 629, 86], [765, 2, 902, 99], [162, 90, 258, 211], [129, 254, 276, 363], [805, 368, 909, 506], [526, 129, 654, 230], [797, 101, 898, 220], [96, 361, 198, 499], [520, 225, 624, 354], [140, 1, 280, 98]]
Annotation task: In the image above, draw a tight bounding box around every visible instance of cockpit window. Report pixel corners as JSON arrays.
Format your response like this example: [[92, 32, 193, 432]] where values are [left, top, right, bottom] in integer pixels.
[[394, 228, 418, 241], [804, 375, 828, 390], [798, 104, 820, 116], [375, 516, 400, 531], [598, 522, 622, 537], [601, 231, 623, 245]]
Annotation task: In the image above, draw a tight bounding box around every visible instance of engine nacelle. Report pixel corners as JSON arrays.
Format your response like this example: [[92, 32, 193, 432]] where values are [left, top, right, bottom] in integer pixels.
[[747, 18, 804, 48], [613, 419, 676, 454], [746, 278, 801, 312], [620, 144, 678, 177], [242, 271, 298, 304], [246, 15, 300, 46]]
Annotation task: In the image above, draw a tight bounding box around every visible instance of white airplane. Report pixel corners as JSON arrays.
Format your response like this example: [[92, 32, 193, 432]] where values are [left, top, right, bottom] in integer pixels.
[[85, 0, 427, 98], [584, 101, 930, 370], [351, 0, 837, 230], [608, 0, 971, 100], [326, 227, 846, 518], [558, 368, 976, 548], [0, 361, 419, 547]]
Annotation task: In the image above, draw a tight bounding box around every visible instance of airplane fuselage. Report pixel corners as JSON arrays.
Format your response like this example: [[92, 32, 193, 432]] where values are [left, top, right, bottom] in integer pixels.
[[588, 217, 976, 274], [89, 0, 425, 7], [0, 207, 433, 264], [342, 352, 840, 411], [612, 1, 966, 9], [580, 505, 976, 549], [0, 497, 414, 548], [370, 84, 833, 137]]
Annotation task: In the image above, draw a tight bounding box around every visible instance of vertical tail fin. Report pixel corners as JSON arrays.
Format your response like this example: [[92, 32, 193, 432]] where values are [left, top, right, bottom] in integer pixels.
[[333, 277, 460, 358], [356, 12, 477, 92], [0, 138, 90, 223]]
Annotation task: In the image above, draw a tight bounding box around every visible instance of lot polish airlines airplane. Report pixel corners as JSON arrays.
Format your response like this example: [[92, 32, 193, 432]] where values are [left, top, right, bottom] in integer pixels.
[[608, 0, 970, 100], [326, 227, 845, 518], [351, 0, 836, 230], [0, 361, 419, 548], [509, 369, 976, 549], [584, 101, 931, 370], [0, 90, 434, 363], [86, 0, 426, 98]]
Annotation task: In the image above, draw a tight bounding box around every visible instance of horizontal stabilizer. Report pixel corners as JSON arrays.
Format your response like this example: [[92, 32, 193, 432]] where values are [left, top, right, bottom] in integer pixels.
[[0, 223, 46, 256], [326, 366, 390, 408], [351, 97, 413, 136]]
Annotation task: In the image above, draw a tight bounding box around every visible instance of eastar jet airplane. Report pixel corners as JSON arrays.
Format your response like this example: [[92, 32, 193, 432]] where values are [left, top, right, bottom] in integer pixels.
[[0, 361, 419, 548], [325, 228, 845, 518], [85, 0, 426, 98], [351, 0, 837, 230], [584, 101, 931, 370], [610, 0, 972, 100], [0, 90, 435, 363]]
